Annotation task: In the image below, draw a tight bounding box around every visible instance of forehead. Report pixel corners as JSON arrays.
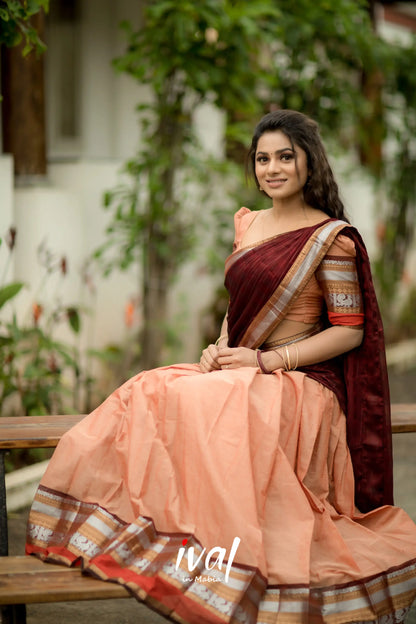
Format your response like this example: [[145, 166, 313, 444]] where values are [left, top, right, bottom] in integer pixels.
[[256, 130, 299, 154]]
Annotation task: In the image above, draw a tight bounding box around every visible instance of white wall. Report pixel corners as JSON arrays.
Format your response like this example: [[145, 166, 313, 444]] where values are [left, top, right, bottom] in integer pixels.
[[0, 155, 15, 291], [333, 156, 379, 257], [13, 186, 84, 326], [77, 0, 146, 161], [0, 154, 13, 240], [48, 160, 138, 351]]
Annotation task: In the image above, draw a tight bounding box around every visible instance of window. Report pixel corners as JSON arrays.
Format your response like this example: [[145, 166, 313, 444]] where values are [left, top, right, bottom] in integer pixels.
[[45, 0, 81, 159]]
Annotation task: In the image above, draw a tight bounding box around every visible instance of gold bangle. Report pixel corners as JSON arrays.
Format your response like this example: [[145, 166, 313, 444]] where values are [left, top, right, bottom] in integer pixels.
[[284, 345, 291, 371], [275, 345, 298, 372], [292, 344, 299, 371], [215, 334, 227, 346]]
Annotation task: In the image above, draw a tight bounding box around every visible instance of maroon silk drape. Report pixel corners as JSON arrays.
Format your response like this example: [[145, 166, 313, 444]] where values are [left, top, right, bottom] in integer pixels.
[[342, 227, 393, 512], [225, 221, 393, 513], [225, 224, 324, 349]]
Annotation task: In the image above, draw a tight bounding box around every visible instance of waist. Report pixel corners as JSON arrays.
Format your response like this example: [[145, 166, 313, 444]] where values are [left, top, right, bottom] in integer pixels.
[[261, 322, 322, 351]]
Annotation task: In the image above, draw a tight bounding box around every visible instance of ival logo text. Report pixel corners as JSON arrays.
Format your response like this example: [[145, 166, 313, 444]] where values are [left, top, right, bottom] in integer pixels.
[[175, 536, 241, 583]]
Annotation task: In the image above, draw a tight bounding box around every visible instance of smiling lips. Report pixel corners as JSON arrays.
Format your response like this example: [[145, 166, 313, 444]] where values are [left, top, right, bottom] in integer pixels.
[[267, 178, 287, 186]]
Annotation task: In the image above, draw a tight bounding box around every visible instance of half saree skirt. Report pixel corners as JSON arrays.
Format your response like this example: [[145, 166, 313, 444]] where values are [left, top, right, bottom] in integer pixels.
[[26, 363, 416, 623]]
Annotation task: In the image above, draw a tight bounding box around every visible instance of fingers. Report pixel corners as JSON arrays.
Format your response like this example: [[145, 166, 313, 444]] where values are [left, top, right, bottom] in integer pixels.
[[199, 344, 221, 373], [216, 347, 234, 370], [199, 346, 258, 372], [218, 347, 240, 370], [217, 347, 258, 370]]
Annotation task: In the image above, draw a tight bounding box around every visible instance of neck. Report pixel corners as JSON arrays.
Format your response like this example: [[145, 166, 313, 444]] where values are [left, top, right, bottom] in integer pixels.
[[270, 196, 308, 221], [266, 198, 329, 232]]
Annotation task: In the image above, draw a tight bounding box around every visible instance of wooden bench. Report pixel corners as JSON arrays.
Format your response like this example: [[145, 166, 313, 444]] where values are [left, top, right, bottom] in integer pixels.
[[0, 406, 415, 624], [0, 414, 86, 558], [0, 556, 131, 623], [0, 414, 130, 623]]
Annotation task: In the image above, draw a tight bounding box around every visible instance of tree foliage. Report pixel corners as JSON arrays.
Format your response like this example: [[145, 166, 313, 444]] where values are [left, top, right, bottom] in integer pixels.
[[372, 36, 416, 319], [0, 0, 49, 55], [98, 0, 416, 366], [96, 0, 284, 369]]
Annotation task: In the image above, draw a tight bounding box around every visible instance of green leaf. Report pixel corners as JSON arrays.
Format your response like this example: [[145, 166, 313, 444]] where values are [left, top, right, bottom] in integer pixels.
[[66, 307, 81, 334], [0, 282, 24, 309]]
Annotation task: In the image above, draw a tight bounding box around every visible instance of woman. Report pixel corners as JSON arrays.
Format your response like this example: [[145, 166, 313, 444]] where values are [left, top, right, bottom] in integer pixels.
[[27, 110, 416, 623]]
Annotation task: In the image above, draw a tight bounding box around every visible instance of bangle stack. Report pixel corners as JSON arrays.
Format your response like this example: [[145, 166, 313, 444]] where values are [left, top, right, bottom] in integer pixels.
[[277, 344, 299, 371], [256, 344, 300, 374]]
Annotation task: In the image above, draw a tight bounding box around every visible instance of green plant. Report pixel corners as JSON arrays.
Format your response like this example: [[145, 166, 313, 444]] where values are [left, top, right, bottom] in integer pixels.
[[0, 229, 82, 417], [372, 39, 416, 321], [94, 0, 284, 370], [0, 0, 49, 55]]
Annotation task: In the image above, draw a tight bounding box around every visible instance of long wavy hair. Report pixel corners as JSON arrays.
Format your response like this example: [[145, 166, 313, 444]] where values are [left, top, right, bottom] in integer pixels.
[[246, 109, 349, 222]]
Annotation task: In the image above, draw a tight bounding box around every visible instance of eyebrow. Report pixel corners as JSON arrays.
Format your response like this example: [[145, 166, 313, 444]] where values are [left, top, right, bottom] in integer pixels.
[[256, 147, 295, 155]]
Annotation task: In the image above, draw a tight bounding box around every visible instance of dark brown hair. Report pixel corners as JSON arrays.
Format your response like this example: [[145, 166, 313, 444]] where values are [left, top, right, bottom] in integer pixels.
[[247, 109, 348, 221]]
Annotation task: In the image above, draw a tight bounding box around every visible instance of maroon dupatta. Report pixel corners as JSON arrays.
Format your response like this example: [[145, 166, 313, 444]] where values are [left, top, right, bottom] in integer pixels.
[[342, 227, 393, 512], [224, 219, 393, 513]]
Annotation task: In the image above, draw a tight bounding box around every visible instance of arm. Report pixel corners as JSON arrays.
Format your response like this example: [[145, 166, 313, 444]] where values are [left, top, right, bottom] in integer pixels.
[[214, 325, 362, 372], [253, 325, 363, 372], [216, 233, 365, 372]]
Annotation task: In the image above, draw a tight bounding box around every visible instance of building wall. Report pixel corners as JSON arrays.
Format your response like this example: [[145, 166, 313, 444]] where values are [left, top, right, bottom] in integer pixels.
[[0, 156, 13, 242]]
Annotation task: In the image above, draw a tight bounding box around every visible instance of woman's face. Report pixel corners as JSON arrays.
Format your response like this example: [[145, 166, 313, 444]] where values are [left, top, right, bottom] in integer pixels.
[[254, 130, 309, 205]]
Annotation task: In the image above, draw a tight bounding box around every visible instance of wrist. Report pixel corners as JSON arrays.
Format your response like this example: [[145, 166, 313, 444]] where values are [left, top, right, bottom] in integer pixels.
[[274, 345, 299, 371], [257, 349, 284, 374], [264, 349, 285, 372]]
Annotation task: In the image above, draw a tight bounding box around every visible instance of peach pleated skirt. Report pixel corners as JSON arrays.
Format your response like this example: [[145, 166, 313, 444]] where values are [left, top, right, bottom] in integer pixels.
[[26, 364, 416, 623]]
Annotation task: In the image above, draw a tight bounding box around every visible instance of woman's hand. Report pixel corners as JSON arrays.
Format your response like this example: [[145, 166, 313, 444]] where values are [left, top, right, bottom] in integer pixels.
[[217, 347, 258, 370], [199, 344, 222, 373], [199, 345, 258, 372]]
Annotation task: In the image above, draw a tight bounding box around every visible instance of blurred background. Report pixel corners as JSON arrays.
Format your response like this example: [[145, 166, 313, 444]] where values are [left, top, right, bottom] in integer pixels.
[[2, 2, 416, 622], [1, 0, 416, 436]]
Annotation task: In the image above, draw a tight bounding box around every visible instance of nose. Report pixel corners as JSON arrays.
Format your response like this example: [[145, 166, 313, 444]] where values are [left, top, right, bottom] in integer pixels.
[[266, 156, 280, 174]]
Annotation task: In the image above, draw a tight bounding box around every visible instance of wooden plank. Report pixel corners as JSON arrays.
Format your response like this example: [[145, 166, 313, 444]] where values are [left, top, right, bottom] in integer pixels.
[[0, 404, 414, 451], [0, 556, 130, 604], [391, 404, 416, 433], [0, 415, 86, 449]]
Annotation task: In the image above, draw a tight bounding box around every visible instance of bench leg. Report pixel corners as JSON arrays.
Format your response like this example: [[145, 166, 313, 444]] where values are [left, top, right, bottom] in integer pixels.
[[0, 451, 8, 557], [0, 604, 27, 624], [0, 453, 27, 623]]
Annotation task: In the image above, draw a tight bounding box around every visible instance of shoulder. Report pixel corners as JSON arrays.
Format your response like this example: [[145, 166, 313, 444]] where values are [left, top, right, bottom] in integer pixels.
[[326, 220, 370, 259], [327, 232, 357, 258], [233, 207, 258, 250], [234, 206, 253, 227]]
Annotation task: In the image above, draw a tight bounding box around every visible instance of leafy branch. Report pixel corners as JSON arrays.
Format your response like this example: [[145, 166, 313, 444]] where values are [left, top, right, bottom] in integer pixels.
[[0, 0, 49, 55]]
